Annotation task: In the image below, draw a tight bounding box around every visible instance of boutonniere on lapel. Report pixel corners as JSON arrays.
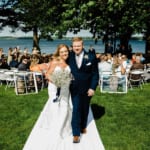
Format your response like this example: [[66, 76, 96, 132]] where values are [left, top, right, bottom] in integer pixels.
[[83, 54, 89, 60]]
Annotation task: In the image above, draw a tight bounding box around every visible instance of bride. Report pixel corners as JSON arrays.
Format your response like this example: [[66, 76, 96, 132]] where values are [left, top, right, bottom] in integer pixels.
[[23, 44, 72, 150]]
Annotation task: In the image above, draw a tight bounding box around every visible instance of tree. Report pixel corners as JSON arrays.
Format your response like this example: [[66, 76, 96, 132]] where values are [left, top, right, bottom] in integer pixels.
[[140, 0, 150, 55], [1, 0, 150, 57], [0, 0, 19, 31], [13, 0, 66, 51]]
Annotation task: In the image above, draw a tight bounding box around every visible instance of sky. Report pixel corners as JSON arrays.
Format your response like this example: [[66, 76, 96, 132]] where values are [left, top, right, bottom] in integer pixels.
[[0, 26, 93, 38]]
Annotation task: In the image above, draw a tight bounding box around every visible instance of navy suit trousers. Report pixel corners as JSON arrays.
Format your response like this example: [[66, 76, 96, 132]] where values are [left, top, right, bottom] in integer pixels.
[[71, 93, 91, 136]]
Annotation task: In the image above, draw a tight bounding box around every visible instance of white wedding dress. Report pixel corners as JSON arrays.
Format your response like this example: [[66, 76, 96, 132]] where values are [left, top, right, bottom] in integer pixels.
[[23, 66, 72, 150]]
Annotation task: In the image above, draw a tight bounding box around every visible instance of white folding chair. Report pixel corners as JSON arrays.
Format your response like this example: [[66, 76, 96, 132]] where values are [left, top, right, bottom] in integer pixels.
[[14, 71, 38, 95], [33, 72, 44, 91], [128, 70, 144, 90], [100, 74, 127, 93], [4, 71, 16, 90]]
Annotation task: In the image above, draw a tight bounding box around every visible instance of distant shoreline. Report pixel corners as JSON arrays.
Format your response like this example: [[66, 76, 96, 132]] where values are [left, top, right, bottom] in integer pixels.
[[0, 36, 145, 57], [0, 36, 144, 41]]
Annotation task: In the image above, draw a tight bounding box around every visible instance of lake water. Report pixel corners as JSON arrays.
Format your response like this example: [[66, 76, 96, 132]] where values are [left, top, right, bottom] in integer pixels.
[[0, 38, 145, 55]]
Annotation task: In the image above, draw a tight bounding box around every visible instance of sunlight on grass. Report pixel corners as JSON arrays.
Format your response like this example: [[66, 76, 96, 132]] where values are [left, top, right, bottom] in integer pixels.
[[0, 83, 150, 150]]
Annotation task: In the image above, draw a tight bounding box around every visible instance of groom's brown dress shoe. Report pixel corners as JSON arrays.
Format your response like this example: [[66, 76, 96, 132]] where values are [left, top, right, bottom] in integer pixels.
[[81, 128, 87, 134], [73, 136, 80, 143]]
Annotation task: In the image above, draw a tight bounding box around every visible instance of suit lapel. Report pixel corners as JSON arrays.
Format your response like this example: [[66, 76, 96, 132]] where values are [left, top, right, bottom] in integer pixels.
[[71, 52, 79, 69], [81, 51, 89, 68], [70, 50, 89, 70]]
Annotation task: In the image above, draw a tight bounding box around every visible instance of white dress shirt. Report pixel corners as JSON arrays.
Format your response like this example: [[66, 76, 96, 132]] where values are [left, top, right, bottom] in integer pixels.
[[76, 51, 84, 68]]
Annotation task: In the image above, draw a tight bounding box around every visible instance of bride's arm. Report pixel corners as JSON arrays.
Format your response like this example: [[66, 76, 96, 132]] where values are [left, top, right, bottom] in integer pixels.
[[45, 61, 57, 81], [30, 63, 50, 73]]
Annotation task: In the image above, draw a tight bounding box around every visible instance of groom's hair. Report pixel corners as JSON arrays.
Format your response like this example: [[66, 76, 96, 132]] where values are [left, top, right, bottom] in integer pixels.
[[72, 37, 83, 43]]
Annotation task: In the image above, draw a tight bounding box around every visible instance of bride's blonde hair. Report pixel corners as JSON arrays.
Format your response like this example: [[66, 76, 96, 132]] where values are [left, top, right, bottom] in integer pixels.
[[52, 44, 69, 61]]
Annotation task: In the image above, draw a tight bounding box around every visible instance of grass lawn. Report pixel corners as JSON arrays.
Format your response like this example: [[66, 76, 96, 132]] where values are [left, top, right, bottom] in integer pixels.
[[0, 83, 150, 150]]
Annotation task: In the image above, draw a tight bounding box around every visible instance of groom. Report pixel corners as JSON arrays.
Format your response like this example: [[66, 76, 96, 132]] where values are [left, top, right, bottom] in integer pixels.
[[68, 37, 99, 143]]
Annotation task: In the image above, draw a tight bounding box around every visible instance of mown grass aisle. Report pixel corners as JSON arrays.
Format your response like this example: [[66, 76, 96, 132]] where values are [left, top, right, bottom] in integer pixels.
[[0, 84, 150, 150]]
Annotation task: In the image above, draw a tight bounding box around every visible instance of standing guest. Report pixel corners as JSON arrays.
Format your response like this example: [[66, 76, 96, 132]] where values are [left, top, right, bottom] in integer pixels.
[[69, 45, 73, 52], [88, 45, 95, 53], [7, 47, 13, 65], [68, 37, 99, 143], [106, 42, 113, 54], [127, 44, 133, 59], [115, 44, 121, 53], [0, 48, 4, 60], [32, 47, 40, 55], [22, 47, 30, 58]]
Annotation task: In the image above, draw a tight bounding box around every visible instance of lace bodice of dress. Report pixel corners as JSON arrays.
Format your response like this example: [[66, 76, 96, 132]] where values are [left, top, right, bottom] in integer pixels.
[[54, 65, 71, 74]]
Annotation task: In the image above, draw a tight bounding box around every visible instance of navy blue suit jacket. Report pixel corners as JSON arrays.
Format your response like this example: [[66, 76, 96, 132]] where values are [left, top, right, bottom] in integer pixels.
[[68, 50, 99, 95]]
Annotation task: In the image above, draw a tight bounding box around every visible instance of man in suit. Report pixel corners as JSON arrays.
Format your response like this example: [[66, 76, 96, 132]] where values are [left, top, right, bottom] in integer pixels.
[[68, 37, 99, 143]]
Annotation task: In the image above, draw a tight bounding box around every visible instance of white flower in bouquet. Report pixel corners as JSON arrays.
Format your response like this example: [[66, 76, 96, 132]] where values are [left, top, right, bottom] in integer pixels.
[[50, 69, 71, 88]]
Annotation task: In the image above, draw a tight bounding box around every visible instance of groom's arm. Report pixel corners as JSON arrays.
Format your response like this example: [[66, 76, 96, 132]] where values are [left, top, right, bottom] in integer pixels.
[[90, 54, 99, 91]]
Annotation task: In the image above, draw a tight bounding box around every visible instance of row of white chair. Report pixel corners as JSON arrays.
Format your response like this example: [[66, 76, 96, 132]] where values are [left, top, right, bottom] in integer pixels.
[[0, 70, 44, 95], [99, 68, 149, 93]]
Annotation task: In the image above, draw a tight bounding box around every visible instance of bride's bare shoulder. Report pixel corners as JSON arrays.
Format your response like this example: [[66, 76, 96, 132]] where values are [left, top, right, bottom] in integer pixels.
[[50, 57, 59, 65]]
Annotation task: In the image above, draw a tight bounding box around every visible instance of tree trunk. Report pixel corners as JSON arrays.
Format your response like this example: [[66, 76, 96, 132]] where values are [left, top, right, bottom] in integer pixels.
[[145, 29, 150, 63], [119, 29, 132, 55], [145, 30, 150, 55], [33, 26, 40, 51]]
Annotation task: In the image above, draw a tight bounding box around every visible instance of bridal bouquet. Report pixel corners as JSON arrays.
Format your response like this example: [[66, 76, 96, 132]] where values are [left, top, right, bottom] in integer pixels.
[[50, 69, 71, 87], [50, 69, 71, 102]]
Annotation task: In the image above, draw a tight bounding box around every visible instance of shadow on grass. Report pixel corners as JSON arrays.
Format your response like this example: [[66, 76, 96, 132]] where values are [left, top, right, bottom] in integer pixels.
[[91, 104, 105, 120]]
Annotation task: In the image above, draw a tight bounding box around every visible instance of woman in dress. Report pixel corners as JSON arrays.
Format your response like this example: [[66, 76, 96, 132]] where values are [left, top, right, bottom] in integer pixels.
[[23, 44, 72, 150]]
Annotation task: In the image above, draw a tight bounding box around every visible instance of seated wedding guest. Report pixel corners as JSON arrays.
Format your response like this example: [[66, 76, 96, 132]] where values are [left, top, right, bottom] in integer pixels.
[[98, 54, 112, 77], [0, 48, 4, 60], [138, 53, 145, 64], [11, 47, 19, 57], [107, 53, 113, 64], [19, 51, 31, 67], [130, 56, 144, 71], [7, 47, 13, 66], [21, 47, 31, 59], [32, 47, 40, 55], [18, 57, 29, 71], [9, 55, 19, 68], [41, 53, 49, 63], [30, 54, 49, 87], [112, 56, 126, 76], [110, 56, 126, 91], [30, 54, 52, 76], [129, 55, 144, 81], [131, 53, 136, 64], [121, 54, 128, 68], [0, 57, 10, 69], [117, 52, 122, 60], [29, 54, 41, 72]]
